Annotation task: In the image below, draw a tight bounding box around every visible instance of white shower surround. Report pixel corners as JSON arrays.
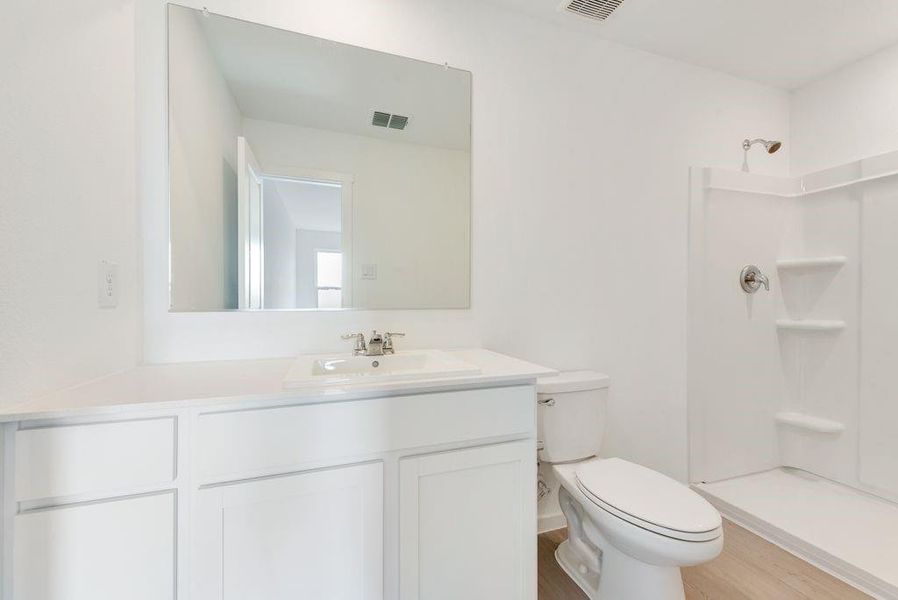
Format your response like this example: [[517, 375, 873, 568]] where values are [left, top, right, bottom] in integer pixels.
[[688, 150, 898, 597]]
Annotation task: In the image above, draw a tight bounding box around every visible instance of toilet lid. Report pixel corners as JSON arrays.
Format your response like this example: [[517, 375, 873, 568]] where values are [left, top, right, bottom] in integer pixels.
[[575, 458, 722, 541]]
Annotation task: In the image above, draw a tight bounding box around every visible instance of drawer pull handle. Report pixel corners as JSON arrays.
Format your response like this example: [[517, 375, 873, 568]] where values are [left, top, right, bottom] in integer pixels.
[[538, 397, 555, 407]]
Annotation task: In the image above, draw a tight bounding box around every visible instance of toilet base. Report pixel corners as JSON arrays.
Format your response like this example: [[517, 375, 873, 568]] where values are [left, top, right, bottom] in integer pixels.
[[556, 481, 689, 600], [555, 537, 686, 600], [555, 540, 600, 597]]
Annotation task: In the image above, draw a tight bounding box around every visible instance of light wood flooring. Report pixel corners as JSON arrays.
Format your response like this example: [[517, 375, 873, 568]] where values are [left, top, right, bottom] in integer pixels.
[[538, 520, 873, 600]]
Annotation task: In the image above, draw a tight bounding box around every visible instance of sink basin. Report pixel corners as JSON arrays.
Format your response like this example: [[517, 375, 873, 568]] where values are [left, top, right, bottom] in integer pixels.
[[283, 349, 481, 389]]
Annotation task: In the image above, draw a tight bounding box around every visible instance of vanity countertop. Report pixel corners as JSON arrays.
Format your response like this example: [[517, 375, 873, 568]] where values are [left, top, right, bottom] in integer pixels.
[[0, 349, 556, 423]]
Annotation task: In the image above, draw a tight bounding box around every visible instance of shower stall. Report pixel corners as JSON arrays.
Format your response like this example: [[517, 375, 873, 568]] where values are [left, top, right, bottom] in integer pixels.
[[688, 150, 898, 599]]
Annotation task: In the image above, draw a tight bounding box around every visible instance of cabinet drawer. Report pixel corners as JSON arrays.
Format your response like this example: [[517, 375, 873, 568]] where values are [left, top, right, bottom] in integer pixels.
[[196, 385, 535, 483], [15, 418, 176, 503]]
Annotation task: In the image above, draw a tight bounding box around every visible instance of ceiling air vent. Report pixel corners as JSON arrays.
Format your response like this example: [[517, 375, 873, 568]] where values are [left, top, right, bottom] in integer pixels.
[[562, 0, 625, 21], [388, 114, 409, 130], [372, 111, 391, 127], [371, 111, 410, 131]]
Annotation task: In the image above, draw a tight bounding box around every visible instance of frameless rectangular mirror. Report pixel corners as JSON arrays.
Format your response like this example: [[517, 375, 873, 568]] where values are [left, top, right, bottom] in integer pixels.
[[167, 5, 471, 311]]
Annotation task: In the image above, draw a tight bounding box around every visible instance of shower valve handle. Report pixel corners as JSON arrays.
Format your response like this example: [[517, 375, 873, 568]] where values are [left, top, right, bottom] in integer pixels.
[[740, 265, 770, 294]]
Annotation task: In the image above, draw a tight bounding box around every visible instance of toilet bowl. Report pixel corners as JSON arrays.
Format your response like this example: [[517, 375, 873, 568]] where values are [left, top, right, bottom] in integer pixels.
[[538, 372, 723, 600]]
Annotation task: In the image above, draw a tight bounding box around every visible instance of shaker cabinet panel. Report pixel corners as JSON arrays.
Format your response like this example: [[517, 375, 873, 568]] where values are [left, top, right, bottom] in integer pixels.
[[399, 441, 537, 600], [192, 461, 384, 600], [13, 493, 176, 600]]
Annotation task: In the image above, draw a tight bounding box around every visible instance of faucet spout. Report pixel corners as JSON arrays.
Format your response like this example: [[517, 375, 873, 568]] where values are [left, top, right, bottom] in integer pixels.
[[367, 330, 385, 356]]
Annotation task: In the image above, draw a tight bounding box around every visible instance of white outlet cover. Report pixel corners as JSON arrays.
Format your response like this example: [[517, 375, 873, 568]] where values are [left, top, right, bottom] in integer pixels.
[[98, 260, 119, 308], [361, 263, 377, 280]]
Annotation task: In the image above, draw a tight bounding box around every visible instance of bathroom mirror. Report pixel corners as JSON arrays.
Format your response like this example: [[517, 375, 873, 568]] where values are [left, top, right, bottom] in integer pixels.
[[167, 5, 471, 311]]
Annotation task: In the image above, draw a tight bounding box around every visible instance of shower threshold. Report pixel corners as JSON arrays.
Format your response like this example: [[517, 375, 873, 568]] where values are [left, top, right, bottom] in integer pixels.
[[695, 468, 898, 599]]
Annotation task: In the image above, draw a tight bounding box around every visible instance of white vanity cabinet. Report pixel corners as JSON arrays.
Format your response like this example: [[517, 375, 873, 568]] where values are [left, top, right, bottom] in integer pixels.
[[0, 376, 540, 600], [13, 494, 176, 600], [192, 462, 384, 600], [5, 419, 179, 600], [399, 440, 537, 600]]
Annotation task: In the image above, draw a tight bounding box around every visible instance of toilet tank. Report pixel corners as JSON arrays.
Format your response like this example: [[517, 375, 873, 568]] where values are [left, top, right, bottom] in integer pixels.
[[537, 371, 610, 464]]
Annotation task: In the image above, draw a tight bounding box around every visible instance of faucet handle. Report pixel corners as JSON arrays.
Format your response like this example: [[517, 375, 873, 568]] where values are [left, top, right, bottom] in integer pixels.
[[341, 332, 367, 353], [382, 332, 405, 353]]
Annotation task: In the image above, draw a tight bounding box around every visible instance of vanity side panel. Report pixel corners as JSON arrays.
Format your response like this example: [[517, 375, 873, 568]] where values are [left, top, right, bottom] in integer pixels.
[[196, 385, 535, 483]]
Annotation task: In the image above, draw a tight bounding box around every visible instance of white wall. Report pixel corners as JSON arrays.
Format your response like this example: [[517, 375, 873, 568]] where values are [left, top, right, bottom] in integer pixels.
[[168, 5, 242, 310], [688, 172, 800, 483], [0, 0, 140, 405], [860, 173, 898, 501], [243, 119, 471, 310], [138, 0, 790, 480], [261, 183, 297, 309], [791, 42, 898, 176]]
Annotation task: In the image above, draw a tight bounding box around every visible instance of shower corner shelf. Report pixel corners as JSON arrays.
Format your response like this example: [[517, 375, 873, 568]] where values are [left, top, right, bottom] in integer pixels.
[[776, 319, 846, 332], [776, 256, 847, 271], [775, 411, 845, 434]]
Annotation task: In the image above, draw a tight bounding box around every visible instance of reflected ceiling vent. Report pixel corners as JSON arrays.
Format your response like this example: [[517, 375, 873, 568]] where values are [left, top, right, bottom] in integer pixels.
[[371, 111, 409, 130], [562, 0, 625, 21]]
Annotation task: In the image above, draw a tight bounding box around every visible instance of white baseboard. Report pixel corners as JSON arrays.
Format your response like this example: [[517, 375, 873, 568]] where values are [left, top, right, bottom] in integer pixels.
[[695, 486, 897, 600], [538, 512, 566, 534]]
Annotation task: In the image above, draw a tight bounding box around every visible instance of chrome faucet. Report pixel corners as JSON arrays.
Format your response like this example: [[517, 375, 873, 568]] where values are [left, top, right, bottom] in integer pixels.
[[367, 330, 385, 356], [382, 332, 405, 354], [341, 330, 406, 356], [341, 332, 367, 355]]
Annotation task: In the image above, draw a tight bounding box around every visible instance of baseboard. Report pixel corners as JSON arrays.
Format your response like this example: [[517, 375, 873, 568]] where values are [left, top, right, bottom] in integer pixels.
[[538, 512, 566, 534], [694, 486, 898, 600]]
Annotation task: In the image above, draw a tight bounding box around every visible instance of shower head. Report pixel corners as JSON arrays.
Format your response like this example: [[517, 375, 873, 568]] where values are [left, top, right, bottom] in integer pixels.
[[742, 138, 782, 153], [741, 138, 783, 172]]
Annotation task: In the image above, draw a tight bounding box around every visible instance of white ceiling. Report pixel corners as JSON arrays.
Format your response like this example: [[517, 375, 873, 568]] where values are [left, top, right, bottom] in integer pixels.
[[486, 0, 898, 89], [265, 178, 342, 233], [196, 10, 471, 150]]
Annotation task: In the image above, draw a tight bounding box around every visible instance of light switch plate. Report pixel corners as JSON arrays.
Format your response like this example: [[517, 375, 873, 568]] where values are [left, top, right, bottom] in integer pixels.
[[98, 260, 119, 308], [361, 264, 378, 280]]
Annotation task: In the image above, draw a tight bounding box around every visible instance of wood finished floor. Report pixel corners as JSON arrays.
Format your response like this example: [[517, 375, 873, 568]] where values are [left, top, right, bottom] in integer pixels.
[[538, 520, 873, 600]]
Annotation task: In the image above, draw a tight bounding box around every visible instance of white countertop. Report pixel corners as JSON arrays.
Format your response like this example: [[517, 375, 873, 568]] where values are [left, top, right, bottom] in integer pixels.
[[0, 349, 556, 423]]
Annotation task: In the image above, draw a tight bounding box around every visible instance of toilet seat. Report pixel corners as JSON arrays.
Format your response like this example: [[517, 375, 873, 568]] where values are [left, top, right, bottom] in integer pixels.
[[575, 458, 722, 542]]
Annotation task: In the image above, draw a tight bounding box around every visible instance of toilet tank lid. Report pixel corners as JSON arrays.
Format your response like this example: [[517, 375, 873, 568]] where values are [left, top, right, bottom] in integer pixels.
[[537, 371, 610, 394]]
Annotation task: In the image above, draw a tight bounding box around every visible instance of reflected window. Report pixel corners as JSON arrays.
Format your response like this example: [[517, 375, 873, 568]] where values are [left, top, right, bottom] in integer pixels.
[[316, 250, 342, 309]]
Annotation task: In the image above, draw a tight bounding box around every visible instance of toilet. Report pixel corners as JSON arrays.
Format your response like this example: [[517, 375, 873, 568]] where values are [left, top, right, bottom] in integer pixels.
[[538, 371, 723, 600]]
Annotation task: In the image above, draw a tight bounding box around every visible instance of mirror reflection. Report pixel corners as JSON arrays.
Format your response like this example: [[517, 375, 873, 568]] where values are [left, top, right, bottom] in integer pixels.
[[167, 5, 471, 311]]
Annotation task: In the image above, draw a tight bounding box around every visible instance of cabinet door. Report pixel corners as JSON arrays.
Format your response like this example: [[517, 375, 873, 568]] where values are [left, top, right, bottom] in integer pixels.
[[193, 461, 383, 600], [399, 440, 536, 600], [14, 493, 175, 600]]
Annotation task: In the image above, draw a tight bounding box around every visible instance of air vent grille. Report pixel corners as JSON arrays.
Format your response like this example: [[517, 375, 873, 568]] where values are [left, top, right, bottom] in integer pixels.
[[563, 0, 624, 21], [372, 111, 410, 131], [388, 114, 409, 130]]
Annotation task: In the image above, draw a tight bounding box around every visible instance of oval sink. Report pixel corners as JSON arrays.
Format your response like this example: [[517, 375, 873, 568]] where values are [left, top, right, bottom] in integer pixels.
[[283, 349, 481, 389]]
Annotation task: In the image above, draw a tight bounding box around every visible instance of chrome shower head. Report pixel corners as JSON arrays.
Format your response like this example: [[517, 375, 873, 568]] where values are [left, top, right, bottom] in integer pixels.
[[742, 138, 782, 153], [741, 138, 783, 171]]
